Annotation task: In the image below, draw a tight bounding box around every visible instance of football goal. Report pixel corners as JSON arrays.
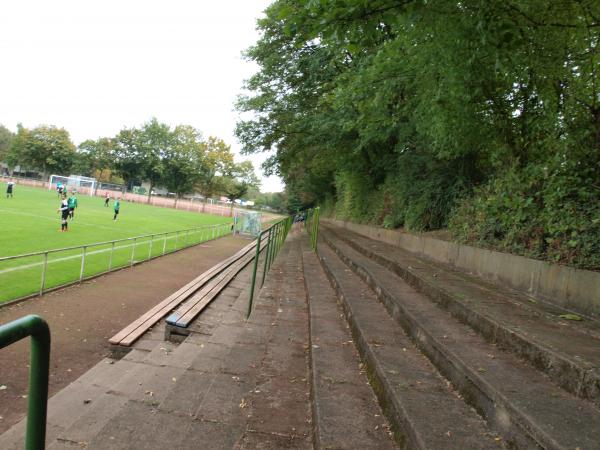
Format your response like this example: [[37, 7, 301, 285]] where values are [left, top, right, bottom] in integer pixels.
[[48, 174, 97, 196], [233, 211, 262, 237]]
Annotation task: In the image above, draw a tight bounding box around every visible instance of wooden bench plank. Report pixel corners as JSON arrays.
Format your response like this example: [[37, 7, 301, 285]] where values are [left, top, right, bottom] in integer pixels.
[[109, 239, 260, 346], [166, 250, 258, 327]]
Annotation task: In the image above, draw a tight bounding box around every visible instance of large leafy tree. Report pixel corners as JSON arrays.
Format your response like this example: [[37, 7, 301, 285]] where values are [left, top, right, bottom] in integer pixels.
[[113, 118, 170, 199], [0, 124, 14, 167], [6, 124, 76, 178], [237, 0, 600, 266], [161, 125, 207, 201], [77, 137, 117, 181], [195, 136, 235, 201], [223, 161, 261, 214]]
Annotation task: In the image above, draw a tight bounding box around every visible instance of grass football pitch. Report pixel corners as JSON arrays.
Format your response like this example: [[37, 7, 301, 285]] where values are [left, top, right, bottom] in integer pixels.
[[0, 184, 233, 303]]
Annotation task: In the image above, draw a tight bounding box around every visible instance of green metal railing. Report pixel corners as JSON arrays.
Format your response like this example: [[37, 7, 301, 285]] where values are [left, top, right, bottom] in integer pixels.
[[0, 315, 51, 450], [246, 216, 293, 318], [305, 207, 320, 251], [0, 222, 232, 304]]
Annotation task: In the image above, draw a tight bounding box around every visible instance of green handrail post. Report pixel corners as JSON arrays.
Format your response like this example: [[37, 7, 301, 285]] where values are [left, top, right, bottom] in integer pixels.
[[0, 315, 51, 450], [260, 227, 272, 288], [246, 230, 264, 318], [267, 224, 276, 271]]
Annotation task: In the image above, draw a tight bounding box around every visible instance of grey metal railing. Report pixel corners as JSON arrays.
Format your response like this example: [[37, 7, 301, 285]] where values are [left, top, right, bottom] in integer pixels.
[[0, 222, 232, 304]]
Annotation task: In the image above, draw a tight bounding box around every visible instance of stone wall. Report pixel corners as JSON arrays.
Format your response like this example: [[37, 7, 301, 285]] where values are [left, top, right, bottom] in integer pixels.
[[324, 219, 600, 317]]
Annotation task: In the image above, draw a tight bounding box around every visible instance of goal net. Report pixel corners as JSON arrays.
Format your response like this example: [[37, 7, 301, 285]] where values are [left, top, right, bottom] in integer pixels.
[[48, 174, 97, 196], [233, 211, 262, 237]]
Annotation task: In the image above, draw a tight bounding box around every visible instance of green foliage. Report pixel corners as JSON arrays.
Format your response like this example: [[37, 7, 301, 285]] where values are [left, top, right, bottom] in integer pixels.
[[195, 137, 235, 200], [450, 154, 600, 268], [162, 125, 206, 198], [7, 124, 76, 176], [0, 124, 14, 163], [237, 0, 600, 268]]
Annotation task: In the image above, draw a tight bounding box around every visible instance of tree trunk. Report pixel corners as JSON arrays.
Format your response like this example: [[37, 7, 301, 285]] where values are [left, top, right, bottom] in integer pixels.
[[593, 108, 600, 154], [147, 181, 153, 203]]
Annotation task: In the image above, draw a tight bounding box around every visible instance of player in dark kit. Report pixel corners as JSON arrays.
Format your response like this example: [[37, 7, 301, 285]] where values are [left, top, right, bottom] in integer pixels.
[[6, 181, 14, 198], [58, 196, 70, 231]]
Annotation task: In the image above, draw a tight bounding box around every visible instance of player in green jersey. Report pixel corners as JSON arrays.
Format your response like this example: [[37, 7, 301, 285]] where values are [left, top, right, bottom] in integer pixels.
[[113, 198, 120, 220], [68, 192, 78, 219]]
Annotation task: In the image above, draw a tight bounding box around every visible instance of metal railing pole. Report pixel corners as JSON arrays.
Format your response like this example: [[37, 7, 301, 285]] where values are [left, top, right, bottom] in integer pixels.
[[39, 252, 48, 295], [148, 235, 154, 260], [246, 231, 263, 319], [79, 246, 87, 282], [260, 227, 273, 288], [109, 241, 115, 271], [175, 231, 179, 250], [313, 207, 320, 250], [267, 226, 275, 271], [0, 315, 51, 450], [130, 238, 136, 267], [163, 233, 167, 255]]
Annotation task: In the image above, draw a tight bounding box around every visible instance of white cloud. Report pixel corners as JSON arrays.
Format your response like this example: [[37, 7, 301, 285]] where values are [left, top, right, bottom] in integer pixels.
[[0, 0, 283, 192]]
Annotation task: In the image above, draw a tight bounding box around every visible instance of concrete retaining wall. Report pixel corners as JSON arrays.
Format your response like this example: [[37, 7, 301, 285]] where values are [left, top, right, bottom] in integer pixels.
[[324, 219, 600, 317]]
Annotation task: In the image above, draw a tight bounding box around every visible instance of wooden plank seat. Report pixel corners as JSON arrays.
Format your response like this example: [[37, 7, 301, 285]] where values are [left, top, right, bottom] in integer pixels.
[[165, 236, 269, 329], [109, 236, 266, 348]]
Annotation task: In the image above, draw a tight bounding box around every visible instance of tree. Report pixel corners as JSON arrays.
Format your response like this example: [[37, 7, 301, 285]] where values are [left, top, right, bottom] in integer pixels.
[[136, 118, 170, 201], [6, 124, 76, 178], [78, 138, 116, 181], [113, 127, 142, 187], [161, 125, 207, 203], [0, 124, 14, 167], [235, 0, 600, 267], [223, 161, 261, 214], [194, 136, 235, 202], [113, 118, 170, 199]]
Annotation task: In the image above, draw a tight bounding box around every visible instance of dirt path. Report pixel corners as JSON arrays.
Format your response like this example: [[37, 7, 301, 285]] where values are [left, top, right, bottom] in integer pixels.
[[0, 235, 252, 434]]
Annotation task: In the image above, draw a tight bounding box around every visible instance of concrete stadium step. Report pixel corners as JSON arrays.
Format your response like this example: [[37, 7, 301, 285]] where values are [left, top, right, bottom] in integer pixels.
[[324, 224, 600, 405], [316, 241, 500, 449], [321, 229, 600, 449], [302, 243, 397, 449]]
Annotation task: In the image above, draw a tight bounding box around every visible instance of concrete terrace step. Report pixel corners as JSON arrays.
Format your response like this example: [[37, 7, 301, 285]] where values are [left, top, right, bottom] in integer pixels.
[[324, 224, 600, 405], [322, 229, 600, 450], [316, 241, 501, 449], [302, 244, 397, 449]]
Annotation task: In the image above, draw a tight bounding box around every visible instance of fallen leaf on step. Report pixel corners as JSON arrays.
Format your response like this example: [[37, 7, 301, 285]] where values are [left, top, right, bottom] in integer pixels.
[[558, 313, 583, 321], [83, 399, 91, 404], [0, 385, 7, 390], [239, 398, 247, 409]]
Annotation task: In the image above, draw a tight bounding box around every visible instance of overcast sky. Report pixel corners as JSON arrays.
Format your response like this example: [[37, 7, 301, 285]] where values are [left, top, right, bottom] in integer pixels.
[[0, 0, 283, 192]]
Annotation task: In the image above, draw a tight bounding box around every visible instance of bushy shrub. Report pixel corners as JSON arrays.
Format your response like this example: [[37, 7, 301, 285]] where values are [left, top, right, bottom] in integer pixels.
[[450, 155, 600, 269]]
